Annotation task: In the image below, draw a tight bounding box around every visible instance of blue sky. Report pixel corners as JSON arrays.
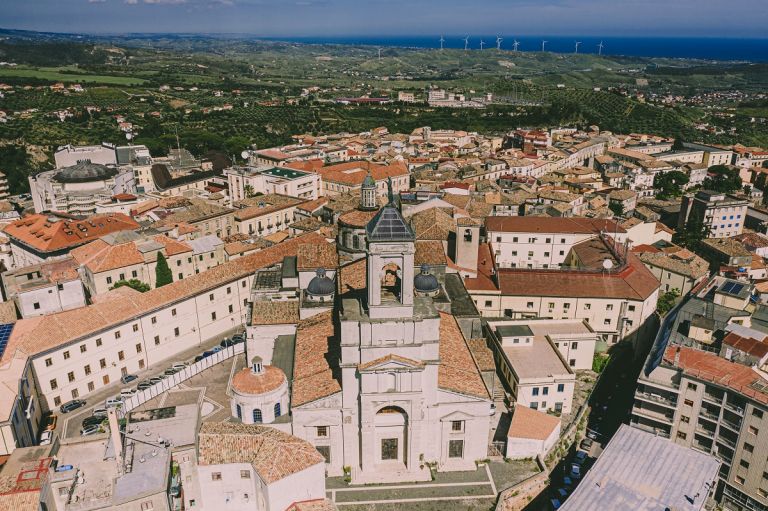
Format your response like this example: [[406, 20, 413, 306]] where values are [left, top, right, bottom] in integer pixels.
[[2, 0, 766, 38]]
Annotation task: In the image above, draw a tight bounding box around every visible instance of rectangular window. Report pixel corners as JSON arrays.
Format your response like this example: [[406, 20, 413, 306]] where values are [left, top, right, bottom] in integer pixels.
[[548, 302, 555, 309], [139, 359, 145, 369], [227, 287, 231, 295], [174, 327, 180, 337], [209, 293, 214, 301], [63, 351, 70, 360], [80, 344, 87, 353], [45, 358, 52, 367], [211, 312, 217, 321], [680, 415, 690, 423], [211, 472, 222, 481], [628, 305, 636, 312], [171, 308, 177, 316], [532, 387, 539, 396], [527, 302, 534, 308], [84, 365, 91, 376], [542, 387, 549, 396], [688, 382, 697, 390], [100, 358, 106, 369], [557, 384, 564, 392], [317, 445, 331, 463], [240, 470, 250, 479], [88, 382, 94, 392], [154, 335, 160, 345], [95, 338, 102, 347], [484, 300, 492, 307], [107, 276, 112, 285], [451, 420, 464, 432], [606, 304, 614, 311], [115, 331, 121, 339], [317, 426, 328, 437], [140, 502, 154, 511], [68, 371, 75, 382], [136, 343, 142, 353], [448, 439, 464, 458], [749, 426, 759, 435], [677, 431, 687, 440], [741, 460, 751, 469], [53, 396, 61, 406], [118, 351, 125, 361], [50, 379, 57, 390], [33, 302, 40, 310], [584, 303, 591, 310], [71, 389, 79, 399], [753, 409, 764, 419], [133, 324, 139, 332], [103, 375, 110, 385], [684, 399, 694, 406], [228, 305, 233, 313], [745, 443, 754, 453]]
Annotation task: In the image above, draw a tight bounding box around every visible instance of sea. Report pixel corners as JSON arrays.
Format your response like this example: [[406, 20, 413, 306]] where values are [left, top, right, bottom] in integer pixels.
[[267, 36, 768, 62]]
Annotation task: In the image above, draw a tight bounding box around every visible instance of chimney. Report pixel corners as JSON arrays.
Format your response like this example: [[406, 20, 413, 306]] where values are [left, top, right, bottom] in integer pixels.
[[674, 346, 681, 367], [108, 407, 123, 468]]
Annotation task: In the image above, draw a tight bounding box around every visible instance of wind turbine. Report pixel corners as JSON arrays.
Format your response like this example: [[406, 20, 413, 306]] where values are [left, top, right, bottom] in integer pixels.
[[541, 40, 548, 52], [512, 39, 520, 52], [439, 35, 445, 50], [480, 39, 486, 51], [597, 40, 604, 56], [574, 41, 581, 54], [496, 36, 503, 50], [463, 36, 470, 51]]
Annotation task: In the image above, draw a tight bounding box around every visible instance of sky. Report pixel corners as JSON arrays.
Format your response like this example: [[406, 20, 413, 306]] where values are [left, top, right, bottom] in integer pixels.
[[1, 0, 767, 38]]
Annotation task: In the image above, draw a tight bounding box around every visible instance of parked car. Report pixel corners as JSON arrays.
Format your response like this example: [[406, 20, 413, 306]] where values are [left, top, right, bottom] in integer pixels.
[[137, 381, 152, 391], [82, 416, 104, 428], [39, 430, 53, 446], [44, 414, 58, 431], [164, 367, 179, 376], [60, 399, 86, 414], [194, 355, 204, 363], [556, 488, 568, 499], [81, 424, 101, 436], [212, 346, 223, 353], [120, 374, 138, 384], [105, 396, 123, 408], [220, 338, 234, 348], [570, 464, 582, 479], [580, 438, 594, 451], [91, 408, 108, 418], [201, 350, 215, 359], [562, 476, 573, 487], [231, 334, 245, 344], [586, 428, 600, 441], [171, 362, 188, 371], [148, 377, 164, 385], [120, 389, 137, 398], [550, 498, 562, 510], [575, 450, 588, 463]]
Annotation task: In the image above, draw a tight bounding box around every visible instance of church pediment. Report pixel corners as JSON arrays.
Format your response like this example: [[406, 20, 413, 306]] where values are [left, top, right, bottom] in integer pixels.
[[358, 354, 425, 372], [439, 410, 476, 422]]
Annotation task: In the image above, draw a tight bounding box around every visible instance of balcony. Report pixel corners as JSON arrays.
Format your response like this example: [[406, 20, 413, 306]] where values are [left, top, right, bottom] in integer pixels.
[[632, 421, 671, 438], [633, 406, 674, 424], [635, 391, 677, 408], [716, 435, 737, 449], [724, 402, 745, 416], [720, 418, 742, 433], [699, 409, 720, 422], [696, 425, 716, 438], [703, 393, 724, 405]]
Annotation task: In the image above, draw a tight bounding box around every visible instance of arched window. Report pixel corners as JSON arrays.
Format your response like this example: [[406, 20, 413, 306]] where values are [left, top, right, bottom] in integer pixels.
[[236, 404, 242, 420], [253, 408, 262, 423], [274, 403, 281, 418]]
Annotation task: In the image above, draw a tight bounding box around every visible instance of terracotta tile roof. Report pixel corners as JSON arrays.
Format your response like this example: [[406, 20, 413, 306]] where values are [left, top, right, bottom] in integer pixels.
[[359, 354, 425, 371], [0, 491, 40, 511], [415, 240, 447, 266], [491, 253, 659, 300], [197, 422, 324, 484], [438, 312, 489, 400], [337, 259, 367, 297], [638, 251, 709, 280], [508, 405, 560, 440], [338, 209, 378, 228], [410, 208, 455, 241], [297, 243, 339, 271], [224, 239, 271, 257], [485, 216, 625, 234], [313, 161, 408, 186], [292, 311, 342, 407], [3, 213, 139, 254], [291, 217, 326, 232], [440, 194, 471, 210], [2, 233, 327, 363], [664, 345, 768, 405], [233, 194, 304, 221], [722, 332, 768, 358], [734, 232, 768, 250], [263, 231, 290, 244], [296, 198, 328, 213], [70, 235, 192, 273], [251, 301, 300, 326], [287, 499, 338, 511], [0, 302, 17, 325], [231, 365, 287, 395], [467, 338, 496, 372]]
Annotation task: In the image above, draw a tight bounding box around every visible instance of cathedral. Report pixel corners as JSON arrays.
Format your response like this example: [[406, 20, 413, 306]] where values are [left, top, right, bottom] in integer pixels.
[[243, 181, 492, 484]]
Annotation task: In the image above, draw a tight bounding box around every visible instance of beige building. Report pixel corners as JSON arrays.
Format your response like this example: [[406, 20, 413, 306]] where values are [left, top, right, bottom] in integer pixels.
[[679, 191, 749, 239], [637, 249, 710, 295], [1, 257, 86, 318], [232, 194, 306, 237], [225, 165, 321, 204]]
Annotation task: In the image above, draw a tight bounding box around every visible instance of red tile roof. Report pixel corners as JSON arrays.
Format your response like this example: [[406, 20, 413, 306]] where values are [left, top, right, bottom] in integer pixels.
[[302, 161, 407, 186], [3, 213, 139, 254], [438, 312, 490, 400], [508, 405, 560, 440], [231, 366, 287, 395]]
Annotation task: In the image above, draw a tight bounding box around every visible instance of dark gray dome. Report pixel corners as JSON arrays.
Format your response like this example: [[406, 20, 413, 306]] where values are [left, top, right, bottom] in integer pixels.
[[362, 173, 376, 188], [53, 161, 119, 183], [414, 264, 439, 293], [307, 268, 334, 297]]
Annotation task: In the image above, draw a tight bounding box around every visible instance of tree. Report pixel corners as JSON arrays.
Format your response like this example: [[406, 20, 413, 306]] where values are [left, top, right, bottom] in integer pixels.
[[657, 288, 681, 316], [608, 202, 624, 217], [111, 279, 151, 293], [654, 171, 689, 199], [155, 252, 173, 288], [243, 184, 257, 198], [702, 165, 741, 194], [672, 137, 686, 151], [673, 216, 709, 251]]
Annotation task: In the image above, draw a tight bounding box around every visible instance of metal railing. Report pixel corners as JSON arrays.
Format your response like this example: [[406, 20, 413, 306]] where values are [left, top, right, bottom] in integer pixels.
[[120, 344, 244, 415]]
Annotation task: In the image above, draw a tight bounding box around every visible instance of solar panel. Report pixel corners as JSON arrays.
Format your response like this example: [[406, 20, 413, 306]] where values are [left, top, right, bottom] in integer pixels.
[[0, 323, 14, 358], [366, 206, 415, 242], [721, 281, 745, 296]]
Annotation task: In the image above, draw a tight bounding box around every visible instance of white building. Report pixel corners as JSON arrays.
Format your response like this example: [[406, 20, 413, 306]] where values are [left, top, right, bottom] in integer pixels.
[[678, 190, 749, 239], [225, 165, 320, 204], [505, 405, 561, 460], [1, 257, 86, 318]]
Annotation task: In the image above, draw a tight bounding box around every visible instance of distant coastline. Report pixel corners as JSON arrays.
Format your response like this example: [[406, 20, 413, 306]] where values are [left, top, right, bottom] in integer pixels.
[[266, 35, 768, 62]]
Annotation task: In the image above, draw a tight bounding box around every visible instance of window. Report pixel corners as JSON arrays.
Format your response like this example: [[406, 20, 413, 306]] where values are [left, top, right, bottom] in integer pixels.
[[557, 384, 565, 392], [171, 308, 177, 316], [174, 327, 180, 337], [228, 304, 234, 313], [680, 415, 690, 423], [118, 351, 125, 361], [527, 302, 534, 309], [684, 399, 694, 406], [570, 359, 576, 367], [274, 403, 281, 418], [84, 365, 91, 376], [584, 303, 591, 310], [140, 502, 154, 511], [753, 409, 764, 419], [133, 324, 139, 332], [532, 387, 539, 396], [530, 402, 538, 410], [178, 273, 183, 280], [240, 470, 250, 479], [53, 396, 61, 406], [211, 312, 217, 321], [628, 305, 636, 312], [749, 426, 759, 435], [513, 237, 518, 242], [115, 331, 121, 339], [604, 319, 611, 326], [95, 338, 102, 347], [50, 379, 57, 390], [71, 389, 79, 399], [448, 439, 464, 458], [563, 303, 570, 310], [176, 260, 181, 267], [544, 252, 550, 257], [606, 304, 614, 311], [546, 238, 551, 243], [68, 371, 75, 382], [100, 358, 106, 369], [741, 460, 751, 469], [227, 287, 231, 295], [139, 359, 145, 369], [107, 276, 112, 285], [63, 351, 70, 360], [33, 302, 40, 310], [253, 409, 262, 423], [119, 273, 125, 281], [527, 251, 534, 257], [103, 375, 110, 385], [317, 446, 331, 463], [677, 431, 687, 440], [548, 302, 555, 309], [572, 342, 578, 350], [87, 382, 94, 392], [484, 300, 492, 307], [744, 443, 754, 453], [45, 358, 52, 367], [154, 335, 160, 345], [209, 293, 214, 301], [452, 420, 464, 432], [211, 472, 222, 481], [317, 426, 328, 437], [136, 343, 142, 353], [687, 382, 697, 391], [132, 270, 138, 278], [543, 387, 549, 396]]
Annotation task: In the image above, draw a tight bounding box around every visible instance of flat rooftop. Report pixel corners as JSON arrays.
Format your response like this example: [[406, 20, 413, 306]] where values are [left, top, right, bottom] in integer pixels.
[[492, 330, 571, 381], [561, 424, 719, 511]]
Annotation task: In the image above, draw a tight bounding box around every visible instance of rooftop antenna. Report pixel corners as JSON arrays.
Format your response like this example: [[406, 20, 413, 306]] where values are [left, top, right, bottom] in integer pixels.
[[480, 39, 486, 51], [541, 40, 548, 52], [574, 41, 582, 54], [496, 36, 503, 50], [463, 36, 470, 51], [597, 40, 604, 56], [512, 39, 520, 52], [439, 35, 445, 50]]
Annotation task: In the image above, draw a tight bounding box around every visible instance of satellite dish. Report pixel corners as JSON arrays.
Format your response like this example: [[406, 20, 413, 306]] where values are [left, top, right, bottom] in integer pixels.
[[240, 150, 250, 160], [602, 259, 614, 270], [125, 133, 133, 141]]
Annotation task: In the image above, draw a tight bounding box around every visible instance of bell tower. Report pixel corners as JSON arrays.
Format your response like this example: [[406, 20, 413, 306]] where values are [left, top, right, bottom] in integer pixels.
[[365, 203, 415, 319], [360, 171, 377, 211]]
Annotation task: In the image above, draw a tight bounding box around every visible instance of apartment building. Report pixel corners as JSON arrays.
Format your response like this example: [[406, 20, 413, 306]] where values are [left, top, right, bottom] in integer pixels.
[[232, 194, 306, 237], [486, 217, 628, 269], [679, 191, 749, 239], [225, 164, 321, 203]]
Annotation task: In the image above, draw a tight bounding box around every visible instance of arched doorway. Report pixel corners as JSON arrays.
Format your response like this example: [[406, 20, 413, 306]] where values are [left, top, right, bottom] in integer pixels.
[[375, 406, 408, 467], [380, 263, 402, 303]]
